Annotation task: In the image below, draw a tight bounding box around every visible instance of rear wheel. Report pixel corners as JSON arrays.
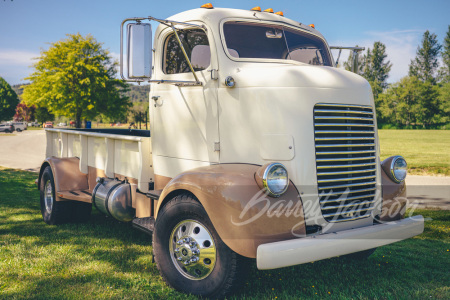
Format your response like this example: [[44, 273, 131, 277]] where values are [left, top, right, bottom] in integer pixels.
[[153, 193, 250, 298], [39, 166, 72, 225], [17, 129, 21, 132]]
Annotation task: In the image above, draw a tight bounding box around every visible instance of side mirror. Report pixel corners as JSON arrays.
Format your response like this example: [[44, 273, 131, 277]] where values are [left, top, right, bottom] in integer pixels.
[[126, 23, 152, 79]]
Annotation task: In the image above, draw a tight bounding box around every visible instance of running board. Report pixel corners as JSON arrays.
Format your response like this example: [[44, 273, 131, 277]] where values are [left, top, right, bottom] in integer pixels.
[[132, 217, 155, 235]]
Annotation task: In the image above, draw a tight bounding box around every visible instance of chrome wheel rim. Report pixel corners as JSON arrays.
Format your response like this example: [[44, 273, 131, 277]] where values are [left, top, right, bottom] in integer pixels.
[[44, 181, 53, 214], [169, 219, 216, 280]]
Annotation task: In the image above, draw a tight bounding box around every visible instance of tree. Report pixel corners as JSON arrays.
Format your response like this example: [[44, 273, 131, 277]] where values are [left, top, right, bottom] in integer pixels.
[[35, 106, 54, 123], [378, 76, 441, 127], [0, 77, 20, 122], [14, 103, 36, 122], [345, 42, 392, 101], [439, 25, 450, 83], [409, 30, 442, 84], [22, 33, 130, 128]]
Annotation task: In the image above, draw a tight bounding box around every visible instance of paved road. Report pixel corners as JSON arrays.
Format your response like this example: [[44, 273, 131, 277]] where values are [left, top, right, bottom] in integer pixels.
[[0, 129, 46, 172], [0, 130, 448, 209]]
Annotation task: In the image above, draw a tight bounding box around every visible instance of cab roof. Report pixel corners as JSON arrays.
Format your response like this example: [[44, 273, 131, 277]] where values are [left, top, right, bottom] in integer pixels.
[[163, 7, 323, 38]]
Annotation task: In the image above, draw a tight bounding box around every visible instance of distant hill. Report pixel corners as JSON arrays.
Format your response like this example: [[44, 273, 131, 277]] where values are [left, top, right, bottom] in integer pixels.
[[125, 84, 150, 103], [11, 83, 149, 103], [12, 83, 28, 101]]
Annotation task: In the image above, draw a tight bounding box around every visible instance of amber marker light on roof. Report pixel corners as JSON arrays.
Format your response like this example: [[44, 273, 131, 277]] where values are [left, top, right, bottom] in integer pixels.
[[200, 3, 213, 9], [275, 11, 284, 16], [251, 6, 261, 12], [309, 24, 315, 28], [263, 8, 274, 13]]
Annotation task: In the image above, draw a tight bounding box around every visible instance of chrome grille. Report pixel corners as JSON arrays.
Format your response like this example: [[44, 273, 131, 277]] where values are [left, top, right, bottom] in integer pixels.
[[314, 103, 377, 222]]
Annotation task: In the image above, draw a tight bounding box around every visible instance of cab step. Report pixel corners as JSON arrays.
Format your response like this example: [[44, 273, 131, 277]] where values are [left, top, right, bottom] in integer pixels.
[[146, 189, 162, 200], [132, 217, 155, 235]]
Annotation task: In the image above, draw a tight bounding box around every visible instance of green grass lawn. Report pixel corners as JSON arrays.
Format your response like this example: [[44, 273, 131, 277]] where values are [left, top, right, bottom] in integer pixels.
[[0, 167, 449, 299], [379, 130, 450, 176]]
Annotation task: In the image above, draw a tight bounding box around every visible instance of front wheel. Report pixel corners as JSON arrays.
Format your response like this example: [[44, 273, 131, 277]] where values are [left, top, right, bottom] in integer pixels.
[[153, 194, 250, 298]]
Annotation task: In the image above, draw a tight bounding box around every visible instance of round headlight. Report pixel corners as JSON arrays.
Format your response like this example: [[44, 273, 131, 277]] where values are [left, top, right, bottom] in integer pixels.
[[256, 163, 289, 197], [391, 156, 407, 183]]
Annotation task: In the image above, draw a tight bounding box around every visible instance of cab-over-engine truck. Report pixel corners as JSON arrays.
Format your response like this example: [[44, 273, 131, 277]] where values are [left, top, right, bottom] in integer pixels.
[[37, 4, 424, 298]]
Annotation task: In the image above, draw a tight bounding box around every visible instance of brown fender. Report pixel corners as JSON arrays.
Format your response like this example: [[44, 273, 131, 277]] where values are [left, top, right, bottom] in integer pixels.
[[37, 157, 89, 202], [155, 164, 306, 258], [379, 157, 407, 222]]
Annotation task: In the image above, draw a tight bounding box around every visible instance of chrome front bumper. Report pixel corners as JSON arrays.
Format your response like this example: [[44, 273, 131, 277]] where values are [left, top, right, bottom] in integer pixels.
[[256, 215, 424, 270]]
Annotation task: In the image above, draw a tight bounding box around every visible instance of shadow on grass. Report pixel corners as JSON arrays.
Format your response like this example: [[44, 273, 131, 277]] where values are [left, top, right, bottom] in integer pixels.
[[1, 168, 449, 299]]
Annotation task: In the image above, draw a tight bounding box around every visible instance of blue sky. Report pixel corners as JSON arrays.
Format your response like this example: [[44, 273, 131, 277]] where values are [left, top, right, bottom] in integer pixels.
[[1, 0, 449, 85]]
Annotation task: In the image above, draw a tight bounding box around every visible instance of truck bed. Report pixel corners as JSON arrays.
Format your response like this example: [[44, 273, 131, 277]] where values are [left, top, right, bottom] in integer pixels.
[[45, 128, 153, 193]]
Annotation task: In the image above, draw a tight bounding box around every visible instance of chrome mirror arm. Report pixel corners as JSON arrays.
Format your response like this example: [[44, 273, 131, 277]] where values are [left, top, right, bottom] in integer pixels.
[[120, 16, 205, 86]]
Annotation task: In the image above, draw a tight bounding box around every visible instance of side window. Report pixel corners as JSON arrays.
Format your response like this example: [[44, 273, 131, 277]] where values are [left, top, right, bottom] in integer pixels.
[[163, 29, 211, 74]]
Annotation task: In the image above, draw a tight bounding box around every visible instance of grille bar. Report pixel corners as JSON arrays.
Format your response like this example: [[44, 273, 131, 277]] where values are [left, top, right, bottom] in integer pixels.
[[318, 181, 376, 191], [315, 116, 374, 121], [316, 143, 375, 148], [315, 130, 375, 134], [315, 103, 374, 109], [315, 123, 375, 127], [315, 137, 375, 141], [314, 109, 374, 115], [319, 187, 377, 197], [320, 200, 376, 210], [317, 162, 376, 169], [314, 103, 376, 222], [317, 156, 376, 162], [317, 168, 377, 176], [319, 193, 377, 204], [321, 207, 373, 218]]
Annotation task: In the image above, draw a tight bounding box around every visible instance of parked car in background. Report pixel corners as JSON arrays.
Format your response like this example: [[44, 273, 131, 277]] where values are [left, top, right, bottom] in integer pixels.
[[28, 122, 41, 127], [13, 122, 27, 132], [0, 124, 15, 133], [44, 121, 53, 128], [58, 122, 67, 127]]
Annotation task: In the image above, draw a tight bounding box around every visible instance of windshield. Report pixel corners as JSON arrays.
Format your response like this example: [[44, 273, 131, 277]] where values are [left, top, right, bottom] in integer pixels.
[[223, 21, 332, 66]]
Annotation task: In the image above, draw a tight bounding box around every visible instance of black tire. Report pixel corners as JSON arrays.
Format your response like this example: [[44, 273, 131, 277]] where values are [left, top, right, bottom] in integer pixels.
[[343, 248, 377, 260], [39, 166, 72, 225], [5, 129, 10, 133], [17, 129, 21, 132], [72, 202, 92, 223], [153, 193, 250, 299]]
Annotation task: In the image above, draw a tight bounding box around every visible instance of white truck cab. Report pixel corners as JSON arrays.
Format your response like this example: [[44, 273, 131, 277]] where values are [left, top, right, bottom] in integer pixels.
[[38, 5, 423, 298]]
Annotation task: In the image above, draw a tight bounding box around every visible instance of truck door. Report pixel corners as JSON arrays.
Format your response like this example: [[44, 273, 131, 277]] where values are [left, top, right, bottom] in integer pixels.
[[150, 25, 220, 168]]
